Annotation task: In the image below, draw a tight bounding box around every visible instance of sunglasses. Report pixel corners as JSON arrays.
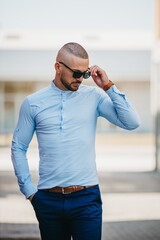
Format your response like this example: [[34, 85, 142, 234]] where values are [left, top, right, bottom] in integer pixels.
[[59, 61, 91, 79]]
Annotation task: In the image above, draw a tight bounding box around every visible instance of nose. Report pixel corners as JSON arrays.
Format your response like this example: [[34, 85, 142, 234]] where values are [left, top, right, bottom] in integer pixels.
[[77, 75, 83, 82]]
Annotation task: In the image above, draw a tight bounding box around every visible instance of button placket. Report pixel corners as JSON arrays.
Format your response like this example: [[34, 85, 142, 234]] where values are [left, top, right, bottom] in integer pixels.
[[60, 93, 66, 131]]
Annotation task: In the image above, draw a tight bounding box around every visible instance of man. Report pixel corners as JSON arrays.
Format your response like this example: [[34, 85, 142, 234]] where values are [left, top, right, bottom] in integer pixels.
[[11, 42, 140, 240]]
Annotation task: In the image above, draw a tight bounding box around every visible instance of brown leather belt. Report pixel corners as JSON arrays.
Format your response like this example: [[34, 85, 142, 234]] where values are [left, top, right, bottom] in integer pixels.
[[41, 185, 97, 194]]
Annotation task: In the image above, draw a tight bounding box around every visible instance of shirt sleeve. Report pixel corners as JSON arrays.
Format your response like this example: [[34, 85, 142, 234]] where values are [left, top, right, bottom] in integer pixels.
[[11, 97, 37, 199], [97, 85, 140, 130]]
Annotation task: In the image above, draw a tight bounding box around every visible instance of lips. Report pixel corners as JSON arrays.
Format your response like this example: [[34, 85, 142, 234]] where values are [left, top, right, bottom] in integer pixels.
[[72, 82, 81, 86]]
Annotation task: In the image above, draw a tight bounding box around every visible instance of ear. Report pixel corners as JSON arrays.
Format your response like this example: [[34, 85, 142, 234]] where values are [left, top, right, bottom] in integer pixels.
[[55, 62, 61, 74]]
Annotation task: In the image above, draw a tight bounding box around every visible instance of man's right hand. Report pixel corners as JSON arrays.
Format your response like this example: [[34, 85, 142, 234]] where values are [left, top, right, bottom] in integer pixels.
[[28, 193, 36, 202]]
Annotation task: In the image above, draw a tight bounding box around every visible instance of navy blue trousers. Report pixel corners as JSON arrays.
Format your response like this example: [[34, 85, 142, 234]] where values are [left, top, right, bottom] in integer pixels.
[[31, 185, 102, 240]]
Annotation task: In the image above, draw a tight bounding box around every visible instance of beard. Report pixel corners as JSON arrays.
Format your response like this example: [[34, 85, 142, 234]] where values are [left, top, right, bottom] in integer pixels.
[[60, 75, 81, 91]]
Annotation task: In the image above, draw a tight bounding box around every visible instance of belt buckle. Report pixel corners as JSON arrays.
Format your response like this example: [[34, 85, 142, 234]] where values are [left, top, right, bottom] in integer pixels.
[[62, 187, 71, 194]]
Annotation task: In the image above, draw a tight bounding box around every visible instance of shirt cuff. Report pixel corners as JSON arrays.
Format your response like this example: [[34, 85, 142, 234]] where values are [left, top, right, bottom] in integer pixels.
[[105, 84, 125, 97], [21, 183, 37, 199]]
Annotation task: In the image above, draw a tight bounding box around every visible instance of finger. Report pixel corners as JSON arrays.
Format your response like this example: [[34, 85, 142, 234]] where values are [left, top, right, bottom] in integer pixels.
[[92, 67, 102, 77], [89, 65, 97, 71], [90, 66, 99, 76], [89, 65, 98, 73]]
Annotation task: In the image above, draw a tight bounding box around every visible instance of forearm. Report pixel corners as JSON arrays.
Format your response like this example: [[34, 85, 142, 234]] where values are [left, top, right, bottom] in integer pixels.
[[11, 97, 37, 199], [98, 85, 140, 130], [11, 140, 37, 199]]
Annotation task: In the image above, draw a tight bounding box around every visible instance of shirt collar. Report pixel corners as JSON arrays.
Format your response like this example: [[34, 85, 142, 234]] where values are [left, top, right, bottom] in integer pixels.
[[51, 80, 81, 94]]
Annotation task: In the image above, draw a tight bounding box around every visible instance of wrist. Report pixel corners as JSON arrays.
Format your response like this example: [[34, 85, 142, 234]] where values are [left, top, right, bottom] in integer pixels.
[[101, 81, 109, 88], [28, 193, 35, 201], [103, 80, 114, 91]]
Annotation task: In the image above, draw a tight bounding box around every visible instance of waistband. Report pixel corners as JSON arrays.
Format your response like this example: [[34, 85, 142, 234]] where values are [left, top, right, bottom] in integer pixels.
[[40, 185, 98, 194]]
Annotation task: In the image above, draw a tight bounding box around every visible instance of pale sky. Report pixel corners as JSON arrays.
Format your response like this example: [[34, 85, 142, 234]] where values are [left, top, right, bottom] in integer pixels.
[[0, 0, 155, 31]]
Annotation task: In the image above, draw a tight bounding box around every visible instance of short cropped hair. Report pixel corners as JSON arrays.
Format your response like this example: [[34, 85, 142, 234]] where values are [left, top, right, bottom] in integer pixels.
[[58, 42, 88, 59]]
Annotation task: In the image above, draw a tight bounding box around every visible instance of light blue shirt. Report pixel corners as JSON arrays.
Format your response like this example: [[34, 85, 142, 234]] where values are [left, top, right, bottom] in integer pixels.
[[11, 80, 140, 199]]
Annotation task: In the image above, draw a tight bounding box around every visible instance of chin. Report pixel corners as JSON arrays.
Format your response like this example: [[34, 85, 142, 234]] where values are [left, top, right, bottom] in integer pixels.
[[72, 86, 80, 91], [71, 88, 78, 92]]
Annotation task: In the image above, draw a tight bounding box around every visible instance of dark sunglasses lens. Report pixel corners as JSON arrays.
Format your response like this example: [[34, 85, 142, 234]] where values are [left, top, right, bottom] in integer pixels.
[[73, 71, 91, 79], [84, 71, 91, 79], [73, 72, 82, 79]]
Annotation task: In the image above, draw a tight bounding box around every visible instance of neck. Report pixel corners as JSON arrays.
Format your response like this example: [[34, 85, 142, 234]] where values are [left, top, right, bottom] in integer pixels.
[[54, 76, 68, 91]]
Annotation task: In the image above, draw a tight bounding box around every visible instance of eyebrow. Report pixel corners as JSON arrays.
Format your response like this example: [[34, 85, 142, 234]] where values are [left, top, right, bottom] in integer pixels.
[[72, 68, 89, 72]]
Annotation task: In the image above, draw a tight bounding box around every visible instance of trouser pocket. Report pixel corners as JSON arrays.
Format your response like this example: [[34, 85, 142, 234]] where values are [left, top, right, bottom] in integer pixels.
[[95, 187, 103, 205]]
